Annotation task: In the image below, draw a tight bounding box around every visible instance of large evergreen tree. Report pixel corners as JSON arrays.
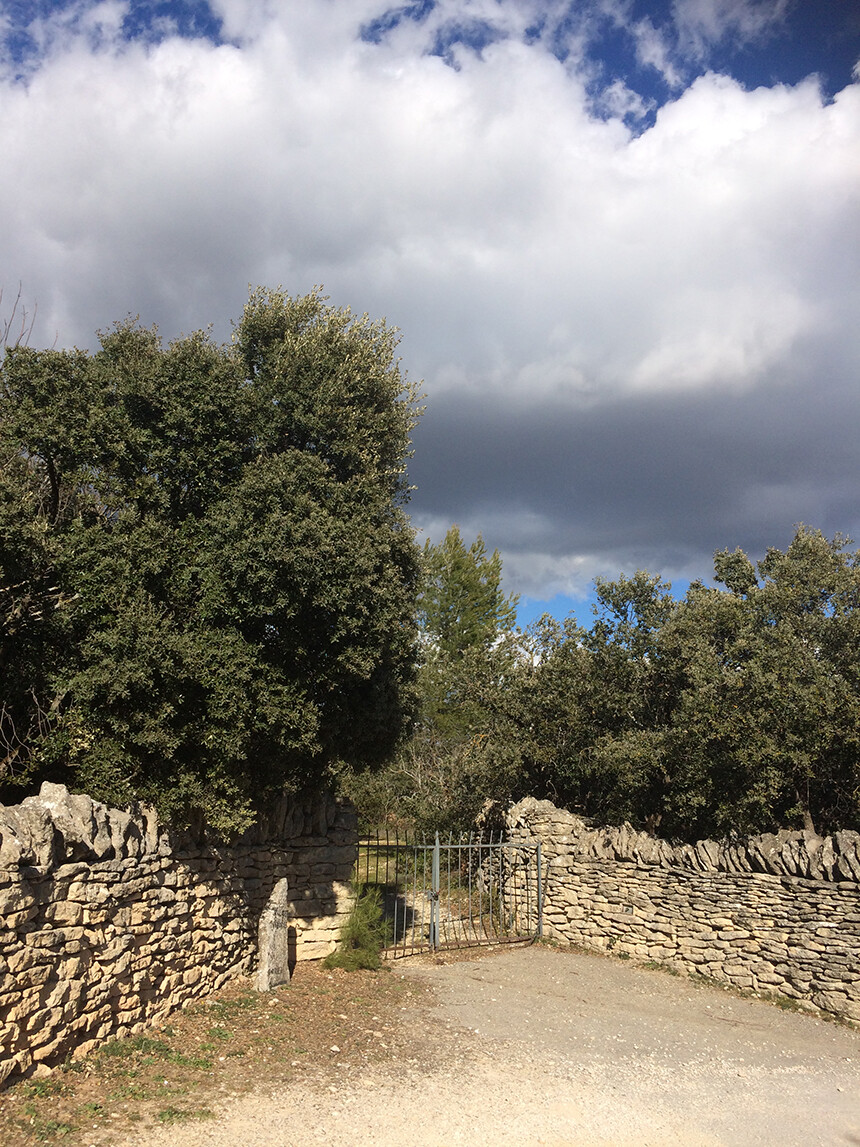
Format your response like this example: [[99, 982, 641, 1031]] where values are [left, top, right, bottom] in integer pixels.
[[418, 526, 517, 659], [0, 288, 422, 831]]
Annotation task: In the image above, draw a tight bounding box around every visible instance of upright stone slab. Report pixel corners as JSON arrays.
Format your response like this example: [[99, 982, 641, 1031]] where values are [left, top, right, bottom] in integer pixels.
[[256, 878, 293, 991]]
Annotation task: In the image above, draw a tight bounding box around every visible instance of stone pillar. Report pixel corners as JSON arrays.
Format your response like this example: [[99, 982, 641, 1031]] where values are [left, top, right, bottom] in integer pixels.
[[255, 878, 294, 991]]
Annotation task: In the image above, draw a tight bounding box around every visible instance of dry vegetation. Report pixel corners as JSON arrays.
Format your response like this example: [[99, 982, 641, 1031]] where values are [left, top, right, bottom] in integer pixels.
[[0, 962, 425, 1146]]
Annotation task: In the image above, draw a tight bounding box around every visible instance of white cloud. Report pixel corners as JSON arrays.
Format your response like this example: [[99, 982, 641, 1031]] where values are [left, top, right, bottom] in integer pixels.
[[593, 77, 656, 121], [672, 0, 792, 59], [629, 16, 685, 88]]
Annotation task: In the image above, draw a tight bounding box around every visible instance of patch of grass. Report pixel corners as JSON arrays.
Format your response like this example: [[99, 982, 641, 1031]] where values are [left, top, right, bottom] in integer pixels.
[[22, 1081, 67, 1101], [96, 1034, 172, 1062], [765, 992, 806, 1012], [27, 1116, 76, 1141], [206, 993, 257, 1022], [323, 883, 389, 972], [93, 1033, 212, 1072], [641, 960, 681, 976], [200, 1025, 233, 1052], [109, 1082, 156, 1101], [156, 1105, 214, 1125], [165, 1050, 213, 1070]]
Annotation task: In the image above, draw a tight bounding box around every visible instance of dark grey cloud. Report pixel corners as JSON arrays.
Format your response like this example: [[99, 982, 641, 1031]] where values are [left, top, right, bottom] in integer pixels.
[[410, 340, 860, 592]]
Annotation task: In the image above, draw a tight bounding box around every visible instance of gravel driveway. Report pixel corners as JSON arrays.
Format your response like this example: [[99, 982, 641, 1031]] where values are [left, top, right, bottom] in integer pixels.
[[129, 945, 860, 1146]]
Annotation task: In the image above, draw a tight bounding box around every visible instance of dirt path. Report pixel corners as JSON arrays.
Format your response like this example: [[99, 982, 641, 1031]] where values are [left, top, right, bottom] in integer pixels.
[[128, 945, 860, 1147]]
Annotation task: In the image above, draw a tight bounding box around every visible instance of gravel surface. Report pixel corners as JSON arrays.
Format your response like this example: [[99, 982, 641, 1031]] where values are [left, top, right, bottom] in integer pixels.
[[126, 945, 860, 1147]]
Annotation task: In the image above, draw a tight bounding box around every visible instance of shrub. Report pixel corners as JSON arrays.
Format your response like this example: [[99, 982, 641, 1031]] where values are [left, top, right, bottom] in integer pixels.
[[323, 883, 389, 971]]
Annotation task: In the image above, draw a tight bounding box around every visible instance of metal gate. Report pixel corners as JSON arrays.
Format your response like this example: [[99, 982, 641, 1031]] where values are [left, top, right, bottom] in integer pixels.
[[357, 831, 543, 958]]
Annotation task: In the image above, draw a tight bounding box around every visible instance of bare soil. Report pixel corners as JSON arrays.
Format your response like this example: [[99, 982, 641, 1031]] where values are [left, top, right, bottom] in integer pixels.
[[3, 944, 860, 1146]]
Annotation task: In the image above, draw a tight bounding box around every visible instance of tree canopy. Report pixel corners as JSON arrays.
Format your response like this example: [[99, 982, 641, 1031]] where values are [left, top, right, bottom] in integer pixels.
[[418, 526, 518, 659], [0, 288, 422, 832], [344, 525, 521, 832], [476, 526, 860, 840]]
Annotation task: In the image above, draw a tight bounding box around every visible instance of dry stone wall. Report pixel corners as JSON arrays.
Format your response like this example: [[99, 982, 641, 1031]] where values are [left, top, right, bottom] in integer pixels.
[[0, 783, 357, 1085], [507, 798, 860, 1023]]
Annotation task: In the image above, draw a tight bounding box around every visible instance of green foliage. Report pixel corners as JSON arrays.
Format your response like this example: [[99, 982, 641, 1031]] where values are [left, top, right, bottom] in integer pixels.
[[323, 883, 389, 971], [478, 526, 860, 840], [346, 526, 520, 833], [418, 526, 518, 659], [346, 720, 521, 835], [156, 1106, 215, 1125], [417, 526, 518, 745], [0, 288, 422, 830], [346, 522, 860, 840], [667, 527, 860, 836]]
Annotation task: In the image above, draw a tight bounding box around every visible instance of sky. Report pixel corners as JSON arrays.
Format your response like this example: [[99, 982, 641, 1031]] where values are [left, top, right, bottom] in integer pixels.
[[1, 0, 858, 628]]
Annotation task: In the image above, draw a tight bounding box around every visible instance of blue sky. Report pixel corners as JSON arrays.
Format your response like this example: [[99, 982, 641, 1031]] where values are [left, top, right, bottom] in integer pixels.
[[1, 1, 859, 630]]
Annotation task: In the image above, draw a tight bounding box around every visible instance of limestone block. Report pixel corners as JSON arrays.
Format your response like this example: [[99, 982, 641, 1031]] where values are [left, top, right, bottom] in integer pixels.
[[0, 880, 34, 913], [45, 901, 84, 927], [754, 971, 785, 985], [647, 945, 676, 959], [811, 990, 854, 1018], [298, 939, 337, 960], [4, 905, 40, 929], [642, 919, 675, 935]]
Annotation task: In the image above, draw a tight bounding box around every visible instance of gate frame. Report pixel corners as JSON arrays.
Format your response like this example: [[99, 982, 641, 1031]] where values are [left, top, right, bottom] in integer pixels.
[[358, 830, 544, 959]]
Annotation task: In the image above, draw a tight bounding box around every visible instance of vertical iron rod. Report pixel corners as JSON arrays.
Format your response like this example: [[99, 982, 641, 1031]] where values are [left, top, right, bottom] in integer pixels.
[[536, 840, 544, 939], [430, 833, 440, 950]]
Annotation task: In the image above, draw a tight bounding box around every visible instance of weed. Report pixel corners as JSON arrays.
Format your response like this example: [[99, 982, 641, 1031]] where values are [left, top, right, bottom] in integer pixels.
[[201, 1025, 234, 1052], [92, 1033, 212, 1072], [324, 883, 390, 972], [31, 1117, 76, 1140], [156, 1105, 214, 1125], [97, 1034, 172, 1061], [109, 1083, 156, 1101], [16, 1103, 77, 1142], [207, 993, 257, 1022], [165, 1050, 213, 1070], [768, 993, 806, 1012], [23, 1080, 67, 1100], [642, 960, 681, 976]]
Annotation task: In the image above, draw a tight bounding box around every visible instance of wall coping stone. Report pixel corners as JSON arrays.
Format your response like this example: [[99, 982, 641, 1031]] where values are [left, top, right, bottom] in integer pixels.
[[507, 797, 860, 885]]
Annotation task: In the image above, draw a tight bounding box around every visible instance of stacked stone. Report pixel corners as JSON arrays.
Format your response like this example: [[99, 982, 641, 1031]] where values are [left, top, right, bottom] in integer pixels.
[[507, 798, 860, 1023], [507, 797, 860, 882], [0, 783, 357, 1085]]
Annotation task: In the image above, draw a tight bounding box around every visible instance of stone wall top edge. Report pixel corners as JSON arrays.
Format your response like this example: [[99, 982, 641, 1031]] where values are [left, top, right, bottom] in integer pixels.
[[507, 796, 860, 886], [0, 782, 357, 872]]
